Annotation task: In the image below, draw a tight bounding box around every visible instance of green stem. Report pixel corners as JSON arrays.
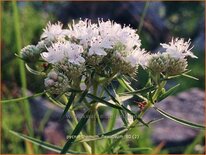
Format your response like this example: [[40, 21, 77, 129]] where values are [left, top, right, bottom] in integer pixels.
[[12, 1, 35, 153], [90, 83, 98, 154], [96, 111, 105, 133], [152, 80, 167, 101]]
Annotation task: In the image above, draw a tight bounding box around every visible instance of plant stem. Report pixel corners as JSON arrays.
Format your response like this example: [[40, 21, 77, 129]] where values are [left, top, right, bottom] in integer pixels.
[[152, 81, 167, 101], [12, 1, 35, 153], [90, 83, 98, 154]]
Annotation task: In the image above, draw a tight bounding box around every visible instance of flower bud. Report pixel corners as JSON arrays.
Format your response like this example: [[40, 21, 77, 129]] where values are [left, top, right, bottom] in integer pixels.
[[147, 54, 168, 73], [57, 60, 85, 80], [111, 53, 137, 76], [165, 56, 188, 76], [44, 70, 69, 94], [147, 53, 188, 76], [20, 45, 40, 62]]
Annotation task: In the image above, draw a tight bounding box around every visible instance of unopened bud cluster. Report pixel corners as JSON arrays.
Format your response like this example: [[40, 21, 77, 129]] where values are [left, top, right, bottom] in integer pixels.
[[147, 38, 196, 76], [44, 70, 69, 94]]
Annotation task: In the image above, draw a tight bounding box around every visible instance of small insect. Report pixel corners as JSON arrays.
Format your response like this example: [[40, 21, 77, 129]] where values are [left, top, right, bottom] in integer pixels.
[[136, 101, 147, 110]]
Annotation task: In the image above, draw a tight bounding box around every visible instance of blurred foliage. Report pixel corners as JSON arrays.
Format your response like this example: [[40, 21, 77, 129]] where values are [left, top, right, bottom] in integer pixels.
[[1, 1, 205, 154], [164, 1, 204, 38], [2, 2, 52, 91], [2, 2, 53, 154]]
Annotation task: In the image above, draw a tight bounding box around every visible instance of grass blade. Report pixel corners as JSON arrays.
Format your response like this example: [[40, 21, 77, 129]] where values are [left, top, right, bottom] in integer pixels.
[[61, 110, 91, 154], [60, 92, 76, 120], [153, 106, 205, 129], [10, 130, 85, 154], [1, 91, 45, 103]]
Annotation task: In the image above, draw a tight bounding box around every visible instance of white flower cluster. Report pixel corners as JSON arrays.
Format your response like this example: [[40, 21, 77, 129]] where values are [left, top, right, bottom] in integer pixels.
[[40, 19, 146, 69], [20, 19, 197, 94], [147, 38, 197, 76], [38, 19, 148, 93]]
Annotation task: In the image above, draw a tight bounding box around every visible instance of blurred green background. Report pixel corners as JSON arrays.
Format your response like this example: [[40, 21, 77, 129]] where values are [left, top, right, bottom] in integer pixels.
[[1, 1, 205, 154]]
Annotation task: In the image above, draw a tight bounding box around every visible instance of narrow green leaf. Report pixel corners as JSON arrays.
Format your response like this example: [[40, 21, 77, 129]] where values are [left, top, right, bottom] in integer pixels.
[[25, 63, 46, 76], [117, 77, 133, 92], [106, 85, 129, 126], [61, 110, 91, 154], [86, 93, 122, 110], [1, 91, 45, 104], [153, 106, 205, 129], [117, 77, 147, 101], [106, 109, 118, 131], [104, 86, 135, 116], [76, 90, 88, 104], [14, 53, 25, 61], [157, 84, 180, 102], [10, 130, 85, 154], [60, 92, 76, 120], [163, 70, 191, 80], [119, 85, 156, 96], [182, 74, 199, 81], [119, 110, 129, 126], [101, 132, 126, 153], [105, 85, 148, 127], [45, 93, 65, 108]]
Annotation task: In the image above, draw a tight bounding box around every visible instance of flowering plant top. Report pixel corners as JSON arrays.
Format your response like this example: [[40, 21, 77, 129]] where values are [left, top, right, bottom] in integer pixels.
[[12, 19, 204, 154], [21, 19, 196, 94]]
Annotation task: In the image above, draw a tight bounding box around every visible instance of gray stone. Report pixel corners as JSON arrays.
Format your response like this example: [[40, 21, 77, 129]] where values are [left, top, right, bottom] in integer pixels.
[[143, 88, 205, 146]]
